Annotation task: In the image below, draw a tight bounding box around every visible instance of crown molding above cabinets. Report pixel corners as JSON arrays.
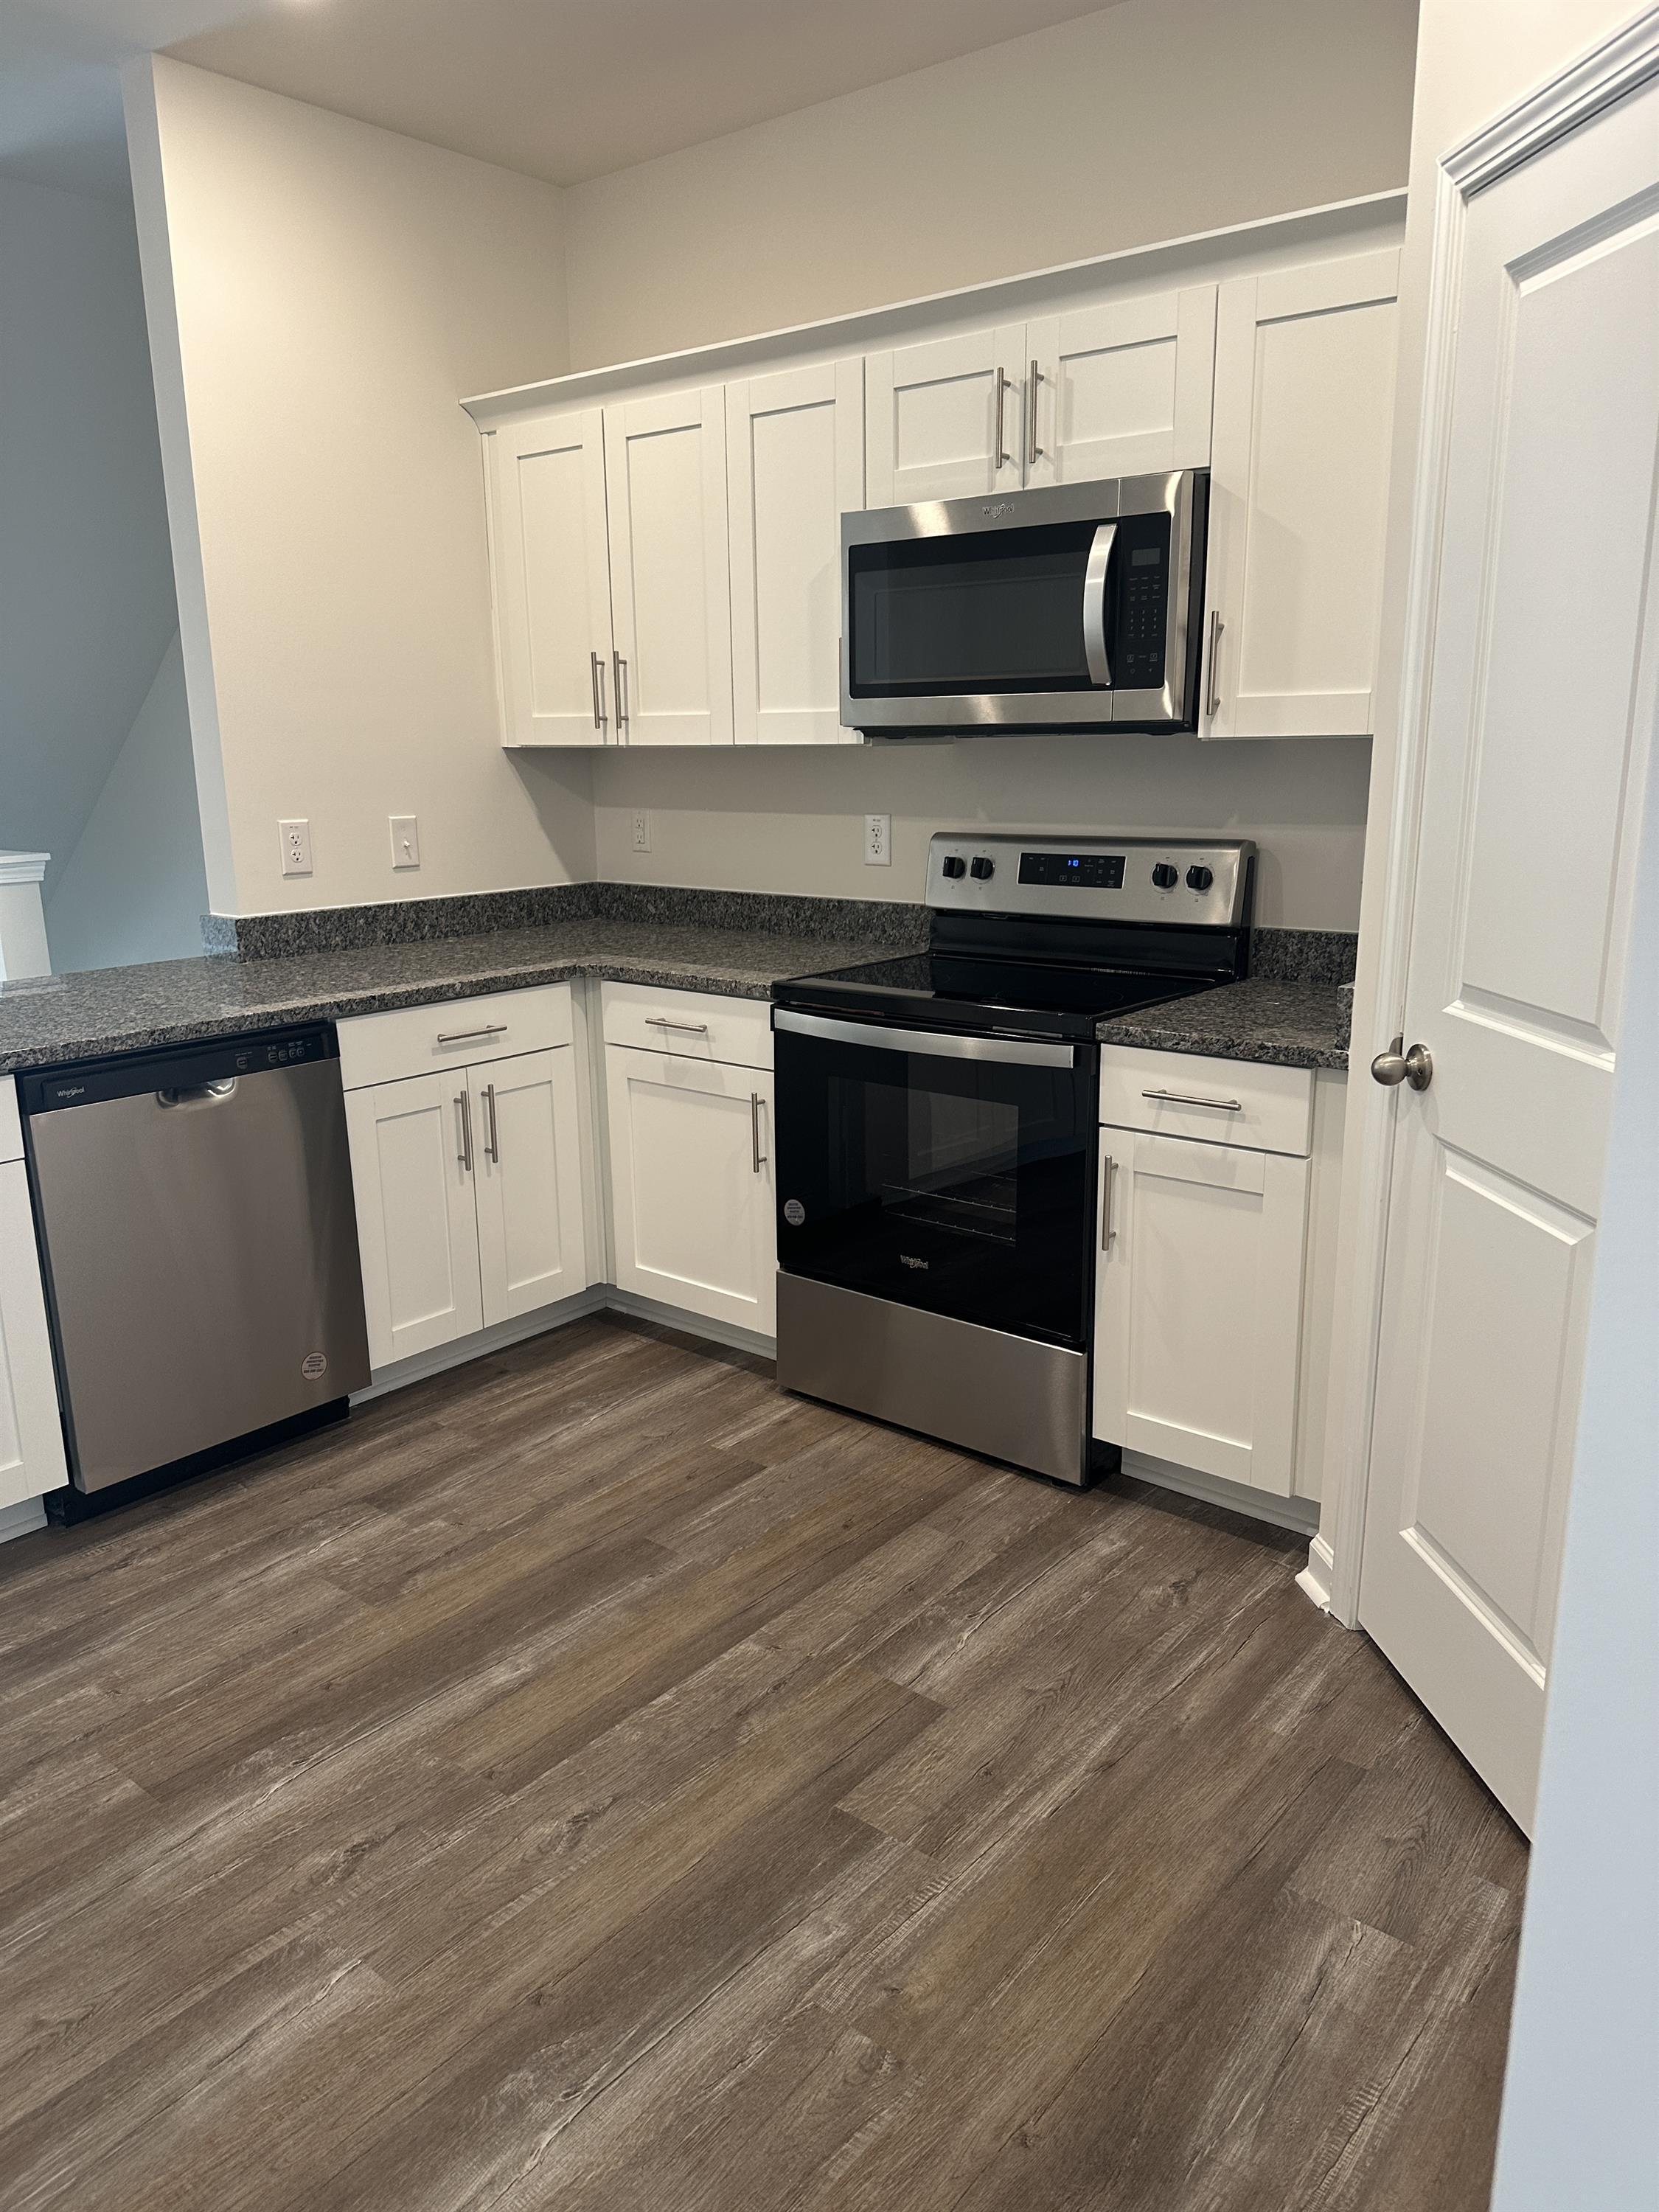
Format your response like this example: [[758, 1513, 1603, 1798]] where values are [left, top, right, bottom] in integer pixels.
[[467, 191, 1405, 752]]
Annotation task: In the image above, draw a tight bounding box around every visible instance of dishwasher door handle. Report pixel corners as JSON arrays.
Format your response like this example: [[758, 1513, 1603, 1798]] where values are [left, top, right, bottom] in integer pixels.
[[157, 1079, 239, 1107]]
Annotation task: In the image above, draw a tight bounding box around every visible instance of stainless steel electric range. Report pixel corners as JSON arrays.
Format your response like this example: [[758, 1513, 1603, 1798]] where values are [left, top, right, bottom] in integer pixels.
[[770, 832, 1255, 1485]]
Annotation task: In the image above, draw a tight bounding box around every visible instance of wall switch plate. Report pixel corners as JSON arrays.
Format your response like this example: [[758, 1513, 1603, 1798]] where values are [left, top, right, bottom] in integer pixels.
[[631, 810, 651, 853], [279, 818, 312, 877], [864, 813, 891, 867], [390, 815, 420, 870]]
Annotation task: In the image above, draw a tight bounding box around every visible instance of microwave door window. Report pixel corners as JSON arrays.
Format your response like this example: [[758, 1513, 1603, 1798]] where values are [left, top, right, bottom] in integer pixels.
[[849, 519, 1099, 698]]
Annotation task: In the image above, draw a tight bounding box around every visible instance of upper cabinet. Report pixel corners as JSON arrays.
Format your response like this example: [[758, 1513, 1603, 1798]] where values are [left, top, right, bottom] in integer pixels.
[[1202, 248, 1400, 740], [865, 285, 1217, 505], [488, 407, 613, 746], [726, 359, 863, 745]]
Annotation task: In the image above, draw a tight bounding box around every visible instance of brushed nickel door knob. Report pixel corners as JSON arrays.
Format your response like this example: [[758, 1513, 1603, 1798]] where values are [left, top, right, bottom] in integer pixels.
[[1371, 1037, 1433, 1091]]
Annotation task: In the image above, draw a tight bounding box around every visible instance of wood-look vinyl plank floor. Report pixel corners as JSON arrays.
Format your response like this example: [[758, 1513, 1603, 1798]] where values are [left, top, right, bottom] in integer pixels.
[[0, 1315, 1526, 2211]]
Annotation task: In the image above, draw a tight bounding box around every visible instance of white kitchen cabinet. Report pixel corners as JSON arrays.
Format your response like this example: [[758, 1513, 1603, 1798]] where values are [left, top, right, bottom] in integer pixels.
[[470, 1048, 587, 1325], [1093, 1126, 1310, 1498], [864, 325, 1026, 504], [1203, 248, 1399, 740], [487, 406, 616, 746], [1025, 285, 1217, 484], [346, 1045, 587, 1369], [605, 1045, 776, 1336], [726, 359, 863, 745], [604, 387, 734, 745], [0, 1158, 66, 1509]]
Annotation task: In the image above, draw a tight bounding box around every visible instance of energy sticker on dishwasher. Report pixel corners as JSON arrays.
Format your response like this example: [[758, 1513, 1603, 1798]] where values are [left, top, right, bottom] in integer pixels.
[[302, 1352, 328, 1380], [783, 1200, 806, 1226]]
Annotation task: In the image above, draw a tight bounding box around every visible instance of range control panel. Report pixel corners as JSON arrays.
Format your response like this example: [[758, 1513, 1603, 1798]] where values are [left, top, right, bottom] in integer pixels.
[[926, 832, 1253, 930]]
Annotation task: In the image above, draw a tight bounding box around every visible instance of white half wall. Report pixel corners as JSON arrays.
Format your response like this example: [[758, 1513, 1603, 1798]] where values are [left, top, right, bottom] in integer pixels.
[[593, 734, 1372, 930], [125, 56, 594, 919], [45, 633, 210, 973], [0, 171, 178, 894], [563, 0, 1419, 368]]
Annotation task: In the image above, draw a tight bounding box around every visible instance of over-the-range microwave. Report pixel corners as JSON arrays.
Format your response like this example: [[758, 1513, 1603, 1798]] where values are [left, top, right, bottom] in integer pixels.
[[841, 469, 1207, 737]]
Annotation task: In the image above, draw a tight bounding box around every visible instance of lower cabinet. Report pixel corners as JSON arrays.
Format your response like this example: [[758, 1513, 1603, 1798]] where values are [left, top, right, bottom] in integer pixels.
[[605, 1046, 776, 1335], [346, 1046, 587, 1370], [1093, 1123, 1311, 1498], [0, 1155, 67, 1509]]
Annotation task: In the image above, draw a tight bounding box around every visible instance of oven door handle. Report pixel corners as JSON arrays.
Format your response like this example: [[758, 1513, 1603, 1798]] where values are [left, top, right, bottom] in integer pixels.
[[1082, 521, 1116, 689], [773, 1006, 1078, 1070]]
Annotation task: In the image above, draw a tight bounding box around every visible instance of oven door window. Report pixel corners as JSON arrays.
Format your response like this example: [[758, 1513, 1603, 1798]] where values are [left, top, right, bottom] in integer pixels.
[[847, 520, 1100, 698], [774, 1027, 1093, 1347]]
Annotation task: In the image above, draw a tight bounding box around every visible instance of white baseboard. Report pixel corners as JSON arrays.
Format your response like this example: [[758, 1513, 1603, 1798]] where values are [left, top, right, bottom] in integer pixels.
[[0, 1495, 48, 1545], [1295, 1532, 1339, 1613], [1121, 1449, 1323, 1536], [350, 1283, 774, 1408]]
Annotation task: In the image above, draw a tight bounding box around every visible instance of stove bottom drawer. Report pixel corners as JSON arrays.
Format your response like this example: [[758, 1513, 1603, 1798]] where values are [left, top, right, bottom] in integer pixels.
[[776, 1272, 1093, 1486]]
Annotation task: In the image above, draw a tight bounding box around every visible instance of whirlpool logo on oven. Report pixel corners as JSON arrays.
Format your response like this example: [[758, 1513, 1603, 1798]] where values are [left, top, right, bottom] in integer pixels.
[[899, 1253, 930, 1270]]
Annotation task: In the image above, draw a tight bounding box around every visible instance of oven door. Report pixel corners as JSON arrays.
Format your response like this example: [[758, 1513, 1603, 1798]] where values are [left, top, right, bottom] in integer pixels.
[[773, 1009, 1095, 1349]]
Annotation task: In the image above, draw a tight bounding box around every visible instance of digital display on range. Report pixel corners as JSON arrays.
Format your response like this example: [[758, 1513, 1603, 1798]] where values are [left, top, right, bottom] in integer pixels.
[[1018, 852, 1126, 888]]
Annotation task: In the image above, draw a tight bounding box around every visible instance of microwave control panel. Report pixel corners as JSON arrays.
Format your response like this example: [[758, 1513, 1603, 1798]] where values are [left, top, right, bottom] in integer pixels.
[[1112, 512, 1172, 692]]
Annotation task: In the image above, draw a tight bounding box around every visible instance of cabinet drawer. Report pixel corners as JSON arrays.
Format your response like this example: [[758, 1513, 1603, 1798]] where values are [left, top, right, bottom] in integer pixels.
[[600, 981, 771, 1070], [338, 984, 574, 1092], [1, 1079, 21, 1164], [1099, 1046, 1312, 1157]]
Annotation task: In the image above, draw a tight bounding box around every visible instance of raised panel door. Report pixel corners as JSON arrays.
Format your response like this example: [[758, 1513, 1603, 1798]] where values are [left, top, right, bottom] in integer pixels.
[[726, 359, 863, 744], [470, 1048, 588, 1325], [604, 389, 733, 745], [1093, 1128, 1309, 1495], [605, 1046, 775, 1335], [346, 1074, 484, 1369], [488, 408, 613, 746], [1205, 251, 1399, 739]]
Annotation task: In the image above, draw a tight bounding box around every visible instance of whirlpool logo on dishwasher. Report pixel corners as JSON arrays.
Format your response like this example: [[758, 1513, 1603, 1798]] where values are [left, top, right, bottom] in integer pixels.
[[899, 1253, 930, 1270]]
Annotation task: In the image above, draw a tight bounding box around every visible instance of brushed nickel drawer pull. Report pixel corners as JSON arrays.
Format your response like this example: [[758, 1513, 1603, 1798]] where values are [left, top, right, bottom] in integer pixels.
[[437, 1022, 509, 1046], [1141, 1088, 1242, 1112], [644, 1018, 710, 1035]]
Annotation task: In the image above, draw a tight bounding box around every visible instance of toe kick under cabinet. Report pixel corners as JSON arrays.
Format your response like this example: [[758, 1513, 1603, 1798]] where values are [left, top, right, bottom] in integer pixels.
[[1093, 1048, 1335, 1502], [339, 987, 590, 1369]]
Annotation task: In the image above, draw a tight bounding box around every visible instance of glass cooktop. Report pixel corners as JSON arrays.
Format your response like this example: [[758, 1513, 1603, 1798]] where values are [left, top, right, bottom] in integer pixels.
[[772, 950, 1213, 1043]]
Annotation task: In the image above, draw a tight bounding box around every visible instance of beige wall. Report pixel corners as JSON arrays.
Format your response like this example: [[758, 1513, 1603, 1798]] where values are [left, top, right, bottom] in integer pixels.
[[127, 58, 592, 917], [564, 0, 1419, 368]]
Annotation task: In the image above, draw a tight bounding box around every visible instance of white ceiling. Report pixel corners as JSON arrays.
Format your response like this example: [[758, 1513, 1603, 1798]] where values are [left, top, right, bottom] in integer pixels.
[[1, 0, 1119, 201]]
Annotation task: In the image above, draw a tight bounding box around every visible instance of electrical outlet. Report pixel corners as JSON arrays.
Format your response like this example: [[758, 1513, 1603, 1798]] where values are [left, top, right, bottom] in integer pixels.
[[864, 813, 891, 867], [279, 818, 312, 877], [390, 815, 420, 870], [631, 810, 651, 853]]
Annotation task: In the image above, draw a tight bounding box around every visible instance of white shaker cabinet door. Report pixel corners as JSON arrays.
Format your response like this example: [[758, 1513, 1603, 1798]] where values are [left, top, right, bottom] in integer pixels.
[[487, 407, 615, 746], [864, 325, 1026, 505], [1025, 284, 1217, 484], [347, 1073, 484, 1369], [0, 1161, 66, 1509], [604, 389, 734, 745], [1203, 249, 1399, 739], [726, 359, 863, 745], [1093, 1128, 1310, 1496], [470, 1048, 589, 1326], [605, 1047, 776, 1335]]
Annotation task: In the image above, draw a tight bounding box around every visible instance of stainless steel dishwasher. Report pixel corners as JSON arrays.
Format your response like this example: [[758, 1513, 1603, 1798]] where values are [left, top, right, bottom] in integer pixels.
[[21, 1023, 370, 1506]]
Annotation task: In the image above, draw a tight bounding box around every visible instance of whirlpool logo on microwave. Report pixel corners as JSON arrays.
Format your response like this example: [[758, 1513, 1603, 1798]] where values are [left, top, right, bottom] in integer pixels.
[[982, 501, 1016, 521], [899, 1253, 930, 1270]]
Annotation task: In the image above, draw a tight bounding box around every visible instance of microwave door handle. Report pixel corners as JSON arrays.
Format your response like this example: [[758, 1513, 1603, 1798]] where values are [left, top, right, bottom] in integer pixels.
[[1082, 521, 1116, 688]]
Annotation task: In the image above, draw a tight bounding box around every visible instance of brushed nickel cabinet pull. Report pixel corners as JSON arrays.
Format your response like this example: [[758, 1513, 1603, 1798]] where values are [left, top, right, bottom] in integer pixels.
[[1141, 1088, 1242, 1112], [1027, 360, 1043, 465], [613, 650, 630, 738], [482, 1082, 499, 1164], [456, 1089, 473, 1174], [644, 1017, 710, 1035], [993, 366, 1009, 473], [1101, 1155, 1118, 1251], [1206, 610, 1224, 720], [751, 1091, 767, 1174], [437, 1022, 508, 1046], [590, 649, 608, 733]]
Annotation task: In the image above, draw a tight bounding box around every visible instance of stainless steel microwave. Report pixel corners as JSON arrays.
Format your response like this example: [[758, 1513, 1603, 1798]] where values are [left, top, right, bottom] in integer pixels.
[[841, 470, 1207, 737]]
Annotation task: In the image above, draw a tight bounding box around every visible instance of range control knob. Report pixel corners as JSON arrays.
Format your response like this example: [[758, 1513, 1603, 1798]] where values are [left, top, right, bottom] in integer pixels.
[[940, 855, 967, 879], [1186, 863, 1214, 892], [970, 855, 995, 880], [1150, 863, 1179, 890]]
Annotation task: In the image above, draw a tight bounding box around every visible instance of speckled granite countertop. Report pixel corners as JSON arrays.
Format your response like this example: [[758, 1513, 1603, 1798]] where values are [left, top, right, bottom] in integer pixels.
[[1100, 977, 1352, 1072], [0, 919, 925, 1077]]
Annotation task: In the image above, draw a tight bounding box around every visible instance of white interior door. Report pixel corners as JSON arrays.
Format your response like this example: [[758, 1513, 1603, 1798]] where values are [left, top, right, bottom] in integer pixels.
[[1204, 250, 1399, 738], [604, 388, 733, 745], [346, 1074, 484, 1368], [1093, 1128, 1308, 1496], [1359, 76, 1659, 1832], [470, 1048, 588, 1326], [726, 359, 863, 745], [864, 325, 1026, 504], [487, 408, 613, 746], [1025, 285, 1217, 484], [605, 1047, 776, 1335], [0, 1161, 66, 1508]]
